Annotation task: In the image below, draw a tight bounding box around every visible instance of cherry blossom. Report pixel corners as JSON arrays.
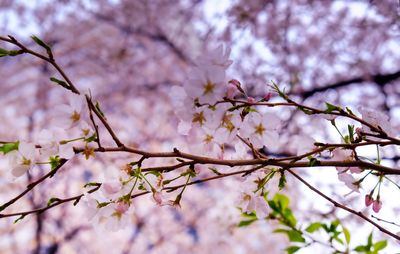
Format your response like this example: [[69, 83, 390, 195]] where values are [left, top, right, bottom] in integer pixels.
[[240, 112, 281, 148], [184, 66, 226, 104], [52, 94, 87, 128], [195, 44, 233, 70], [337, 172, 360, 193], [358, 107, 395, 137], [237, 191, 269, 218], [6, 142, 36, 177]]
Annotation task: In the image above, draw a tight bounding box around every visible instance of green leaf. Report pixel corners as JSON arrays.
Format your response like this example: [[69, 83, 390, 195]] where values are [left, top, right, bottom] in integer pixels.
[[346, 107, 354, 115], [0, 141, 19, 154], [278, 171, 287, 190], [348, 125, 355, 143], [238, 219, 257, 227], [0, 48, 21, 57], [145, 171, 161, 177], [49, 156, 61, 170], [373, 240, 387, 251], [96, 201, 110, 208], [95, 101, 105, 118], [273, 193, 289, 210], [31, 35, 52, 58], [305, 222, 323, 233], [325, 102, 340, 113], [0, 48, 9, 57], [285, 246, 301, 254], [47, 197, 61, 206], [354, 245, 369, 252], [367, 232, 373, 248], [274, 229, 305, 243], [50, 77, 70, 90], [308, 157, 321, 167], [342, 226, 351, 244], [209, 167, 222, 175], [84, 133, 97, 143], [297, 106, 313, 115]]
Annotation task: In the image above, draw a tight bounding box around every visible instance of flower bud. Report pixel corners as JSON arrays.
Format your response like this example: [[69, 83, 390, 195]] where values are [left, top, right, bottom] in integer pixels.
[[263, 92, 272, 101], [364, 194, 373, 207], [372, 200, 382, 213], [247, 97, 256, 104]]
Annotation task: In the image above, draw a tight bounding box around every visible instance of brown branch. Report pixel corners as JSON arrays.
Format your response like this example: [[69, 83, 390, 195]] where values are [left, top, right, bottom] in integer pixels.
[[287, 168, 400, 241], [0, 159, 68, 213], [0, 184, 100, 219], [298, 70, 400, 99], [0, 35, 80, 94]]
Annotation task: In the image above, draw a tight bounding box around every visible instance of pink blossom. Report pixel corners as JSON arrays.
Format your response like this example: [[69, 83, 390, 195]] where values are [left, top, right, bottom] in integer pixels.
[[195, 44, 233, 70], [240, 112, 281, 148], [7, 142, 36, 178], [338, 172, 360, 193], [358, 107, 395, 136]]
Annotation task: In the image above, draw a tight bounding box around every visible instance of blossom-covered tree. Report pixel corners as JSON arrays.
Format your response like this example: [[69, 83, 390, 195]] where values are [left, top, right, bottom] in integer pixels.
[[0, 1, 399, 253]]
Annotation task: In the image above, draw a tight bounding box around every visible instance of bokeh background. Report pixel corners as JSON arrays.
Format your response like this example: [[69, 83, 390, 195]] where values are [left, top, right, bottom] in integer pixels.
[[0, 0, 399, 253]]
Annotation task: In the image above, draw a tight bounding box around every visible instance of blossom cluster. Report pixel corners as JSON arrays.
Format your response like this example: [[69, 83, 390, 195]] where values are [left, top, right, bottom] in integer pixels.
[[171, 45, 282, 159], [4, 95, 95, 178]]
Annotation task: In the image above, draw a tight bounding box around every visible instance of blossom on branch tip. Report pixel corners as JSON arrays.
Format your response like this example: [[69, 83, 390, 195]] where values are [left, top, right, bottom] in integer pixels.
[[7, 142, 36, 177], [337, 172, 360, 193], [358, 107, 395, 137], [237, 191, 269, 218], [52, 94, 86, 128]]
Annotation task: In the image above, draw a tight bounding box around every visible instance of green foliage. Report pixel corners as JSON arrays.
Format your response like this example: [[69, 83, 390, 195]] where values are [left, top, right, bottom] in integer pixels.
[[278, 170, 287, 190], [0, 141, 19, 154], [47, 197, 61, 206], [50, 77, 70, 90], [308, 156, 321, 167], [0, 48, 22, 57], [354, 232, 387, 254], [236, 192, 388, 253], [238, 212, 258, 227], [84, 133, 98, 143], [31, 35, 53, 58], [305, 222, 323, 233], [325, 102, 341, 113], [95, 101, 106, 118], [49, 156, 61, 170], [268, 193, 297, 229]]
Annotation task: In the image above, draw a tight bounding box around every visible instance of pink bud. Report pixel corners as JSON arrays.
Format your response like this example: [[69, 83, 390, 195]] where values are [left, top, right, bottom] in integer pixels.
[[372, 200, 382, 213], [228, 79, 241, 87], [263, 92, 272, 101], [115, 202, 129, 213], [365, 194, 373, 207], [247, 97, 256, 104], [356, 127, 362, 136], [226, 83, 238, 99]]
